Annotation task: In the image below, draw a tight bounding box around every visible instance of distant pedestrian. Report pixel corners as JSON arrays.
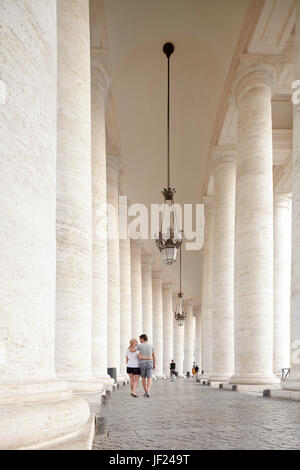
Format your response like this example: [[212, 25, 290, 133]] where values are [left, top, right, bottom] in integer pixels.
[[137, 334, 155, 397], [169, 359, 178, 378], [195, 365, 199, 378]]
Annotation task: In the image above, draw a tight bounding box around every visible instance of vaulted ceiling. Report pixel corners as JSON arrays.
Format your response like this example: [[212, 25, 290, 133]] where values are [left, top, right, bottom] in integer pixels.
[[103, 0, 294, 301]]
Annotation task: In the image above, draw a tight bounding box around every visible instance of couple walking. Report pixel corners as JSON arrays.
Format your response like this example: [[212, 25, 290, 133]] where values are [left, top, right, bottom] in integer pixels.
[[126, 334, 155, 398]]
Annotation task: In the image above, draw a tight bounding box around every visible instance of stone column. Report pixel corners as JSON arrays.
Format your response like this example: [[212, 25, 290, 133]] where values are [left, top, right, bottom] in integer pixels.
[[273, 193, 292, 377], [106, 153, 122, 378], [91, 38, 112, 385], [152, 271, 164, 376], [183, 301, 195, 375], [201, 197, 213, 378], [141, 255, 154, 341], [56, 0, 103, 392], [173, 294, 185, 377], [283, 0, 300, 391], [162, 283, 174, 376], [229, 64, 279, 386], [130, 240, 143, 339], [0, 0, 90, 449], [194, 305, 202, 371], [119, 235, 132, 376], [209, 150, 236, 382]]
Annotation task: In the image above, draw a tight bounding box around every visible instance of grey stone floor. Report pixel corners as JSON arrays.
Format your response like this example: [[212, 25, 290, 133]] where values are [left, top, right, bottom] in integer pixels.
[[93, 378, 300, 450]]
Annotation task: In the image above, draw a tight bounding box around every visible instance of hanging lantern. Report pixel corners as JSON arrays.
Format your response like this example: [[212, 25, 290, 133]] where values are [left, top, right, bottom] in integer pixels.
[[174, 292, 187, 326], [174, 246, 186, 326], [156, 187, 183, 265], [155, 42, 183, 265]]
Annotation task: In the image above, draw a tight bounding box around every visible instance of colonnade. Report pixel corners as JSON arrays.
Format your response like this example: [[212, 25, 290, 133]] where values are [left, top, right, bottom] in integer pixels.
[[3, 0, 300, 452], [0, 0, 201, 448], [202, 60, 295, 388]]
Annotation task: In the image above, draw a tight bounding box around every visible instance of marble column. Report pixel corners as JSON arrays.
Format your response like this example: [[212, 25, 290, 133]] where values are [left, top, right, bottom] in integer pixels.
[[119, 235, 132, 376], [173, 294, 185, 377], [130, 240, 143, 339], [183, 301, 195, 375], [194, 305, 202, 370], [0, 0, 90, 449], [201, 197, 213, 378], [141, 255, 154, 341], [229, 64, 279, 386], [283, 0, 300, 391], [273, 193, 291, 377], [91, 40, 112, 384], [107, 153, 122, 378], [56, 0, 103, 392], [162, 283, 174, 376], [152, 271, 164, 376], [209, 150, 236, 382]]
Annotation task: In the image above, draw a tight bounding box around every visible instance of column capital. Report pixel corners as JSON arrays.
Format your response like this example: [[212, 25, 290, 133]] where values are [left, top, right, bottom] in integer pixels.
[[106, 153, 122, 175], [233, 63, 276, 107], [162, 281, 173, 291], [193, 305, 201, 317], [130, 238, 142, 246], [91, 47, 111, 97], [141, 254, 154, 266], [274, 192, 292, 209], [201, 196, 213, 206], [152, 270, 162, 281], [172, 292, 180, 301], [211, 145, 236, 172]]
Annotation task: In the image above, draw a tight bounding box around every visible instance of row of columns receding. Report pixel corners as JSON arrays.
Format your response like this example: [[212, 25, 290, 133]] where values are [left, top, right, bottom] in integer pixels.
[[0, 0, 201, 449], [2, 0, 300, 450], [201, 58, 300, 390]]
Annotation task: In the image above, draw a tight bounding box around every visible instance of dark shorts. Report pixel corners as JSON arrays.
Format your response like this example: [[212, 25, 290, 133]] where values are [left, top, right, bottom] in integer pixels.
[[127, 367, 141, 375]]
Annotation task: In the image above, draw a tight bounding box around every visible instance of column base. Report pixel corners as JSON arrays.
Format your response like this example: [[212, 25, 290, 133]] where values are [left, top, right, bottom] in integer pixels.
[[263, 388, 300, 402], [153, 374, 165, 380], [229, 374, 280, 386], [199, 373, 210, 380], [94, 375, 115, 391], [0, 380, 91, 450], [208, 374, 231, 383], [63, 377, 105, 394], [26, 413, 96, 450], [219, 383, 238, 391], [199, 379, 211, 386], [209, 381, 223, 389], [116, 376, 128, 386]]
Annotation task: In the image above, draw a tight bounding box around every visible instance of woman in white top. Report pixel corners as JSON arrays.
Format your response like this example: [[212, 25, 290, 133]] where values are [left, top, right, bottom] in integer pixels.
[[126, 338, 151, 397]]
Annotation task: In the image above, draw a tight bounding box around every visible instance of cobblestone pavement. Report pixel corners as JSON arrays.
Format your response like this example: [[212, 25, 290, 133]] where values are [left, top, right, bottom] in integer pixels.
[[93, 378, 300, 450]]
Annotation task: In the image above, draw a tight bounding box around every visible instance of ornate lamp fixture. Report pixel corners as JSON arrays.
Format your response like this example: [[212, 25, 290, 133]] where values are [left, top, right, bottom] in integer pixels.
[[155, 42, 183, 265], [174, 246, 187, 326]]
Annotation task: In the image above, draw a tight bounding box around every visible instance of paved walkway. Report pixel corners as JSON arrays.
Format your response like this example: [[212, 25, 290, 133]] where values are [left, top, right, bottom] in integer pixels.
[[93, 378, 300, 450]]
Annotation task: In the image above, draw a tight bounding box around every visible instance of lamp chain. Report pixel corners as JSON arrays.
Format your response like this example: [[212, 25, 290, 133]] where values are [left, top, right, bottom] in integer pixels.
[[167, 54, 170, 188]]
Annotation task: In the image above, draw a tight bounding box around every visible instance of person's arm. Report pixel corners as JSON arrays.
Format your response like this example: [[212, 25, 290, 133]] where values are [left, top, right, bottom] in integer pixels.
[[152, 351, 156, 369], [126, 352, 128, 364], [137, 352, 152, 360]]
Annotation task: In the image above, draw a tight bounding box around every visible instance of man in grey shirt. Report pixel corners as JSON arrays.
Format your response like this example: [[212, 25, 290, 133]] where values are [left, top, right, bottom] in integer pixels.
[[137, 334, 155, 397]]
